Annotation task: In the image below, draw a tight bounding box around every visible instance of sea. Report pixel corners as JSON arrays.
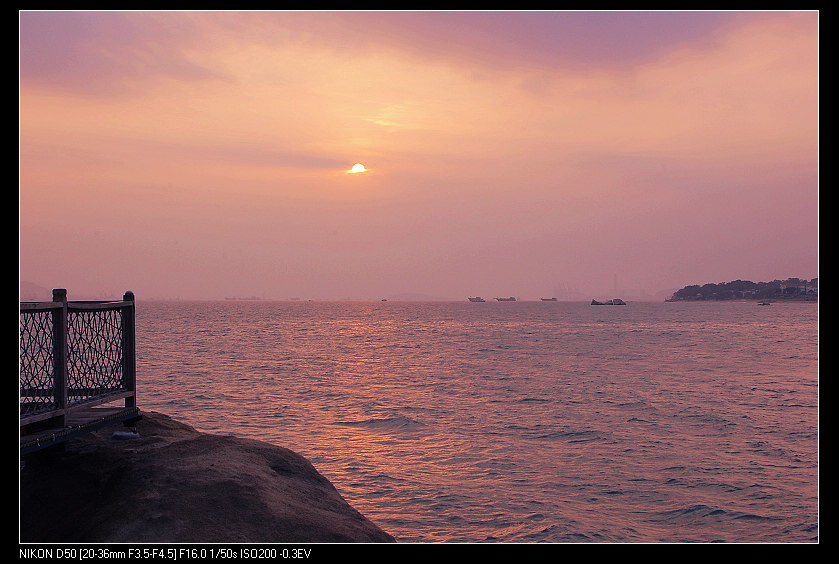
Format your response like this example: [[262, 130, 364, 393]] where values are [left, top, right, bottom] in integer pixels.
[[134, 299, 818, 543]]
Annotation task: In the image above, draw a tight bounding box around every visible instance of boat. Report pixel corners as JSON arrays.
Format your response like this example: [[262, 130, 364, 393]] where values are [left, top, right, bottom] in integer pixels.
[[591, 298, 626, 305], [495, 297, 516, 301], [540, 297, 558, 301], [468, 297, 486, 302]]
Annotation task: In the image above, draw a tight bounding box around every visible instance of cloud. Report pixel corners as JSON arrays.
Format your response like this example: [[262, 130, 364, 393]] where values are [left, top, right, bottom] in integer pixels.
[[17, 11, 756, 96], [19, 11, 226, 95], [327, 11, 742, 71]]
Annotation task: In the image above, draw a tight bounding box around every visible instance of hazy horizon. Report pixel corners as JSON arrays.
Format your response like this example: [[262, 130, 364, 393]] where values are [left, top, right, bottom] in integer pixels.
[[19, 11, 818, 301], [17, 277, 817, 303]]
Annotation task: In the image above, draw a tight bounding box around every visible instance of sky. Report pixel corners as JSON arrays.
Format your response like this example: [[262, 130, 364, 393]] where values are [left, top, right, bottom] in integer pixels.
[[19, 10, 819, 300]]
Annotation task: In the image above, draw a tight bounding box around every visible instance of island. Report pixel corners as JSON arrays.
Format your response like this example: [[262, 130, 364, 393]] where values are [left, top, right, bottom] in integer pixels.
[[665, 278, 817, 302]]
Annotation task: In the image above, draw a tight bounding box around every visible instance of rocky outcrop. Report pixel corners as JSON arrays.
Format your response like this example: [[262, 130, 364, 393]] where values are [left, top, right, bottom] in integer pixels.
[[20, 411, 395, 543]]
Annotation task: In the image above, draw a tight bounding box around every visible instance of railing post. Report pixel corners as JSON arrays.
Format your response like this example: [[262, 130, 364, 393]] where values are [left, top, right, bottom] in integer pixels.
[[121, 291, 136, 408], [51, 288, 68, 427]]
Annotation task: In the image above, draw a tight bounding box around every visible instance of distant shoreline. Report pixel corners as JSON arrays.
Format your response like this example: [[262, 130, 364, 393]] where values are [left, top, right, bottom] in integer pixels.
[[664, 295, 817, 303]]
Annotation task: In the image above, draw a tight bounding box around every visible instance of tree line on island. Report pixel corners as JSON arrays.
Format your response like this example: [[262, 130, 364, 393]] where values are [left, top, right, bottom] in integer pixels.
[[667, 277, 818, 301]]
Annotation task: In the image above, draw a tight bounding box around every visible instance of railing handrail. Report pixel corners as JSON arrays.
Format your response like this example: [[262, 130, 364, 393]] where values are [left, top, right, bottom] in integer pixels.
[[67, 300, 135, 311], [19, 301, 64, 311]]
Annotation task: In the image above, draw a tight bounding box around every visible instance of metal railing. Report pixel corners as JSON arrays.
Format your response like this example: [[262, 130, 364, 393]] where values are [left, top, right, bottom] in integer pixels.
[[20, 289, 137, 429]]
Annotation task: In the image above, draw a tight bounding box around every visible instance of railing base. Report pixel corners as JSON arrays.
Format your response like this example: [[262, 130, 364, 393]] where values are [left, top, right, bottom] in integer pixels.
[[20, 406, 142, 456]]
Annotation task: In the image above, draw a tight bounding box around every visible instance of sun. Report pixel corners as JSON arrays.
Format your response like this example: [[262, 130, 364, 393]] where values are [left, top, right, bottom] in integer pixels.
[[349, 163, 367, 173]]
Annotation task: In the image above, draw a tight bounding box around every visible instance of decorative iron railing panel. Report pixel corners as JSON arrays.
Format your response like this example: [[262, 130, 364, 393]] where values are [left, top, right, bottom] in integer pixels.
[[19, 289, 137, 426], [66, 307, 126, 406], [19, 307, 58, 416]]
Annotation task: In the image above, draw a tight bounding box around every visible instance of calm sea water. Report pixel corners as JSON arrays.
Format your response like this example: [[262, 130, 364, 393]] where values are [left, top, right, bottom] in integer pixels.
[[135, 300, 818, 543]]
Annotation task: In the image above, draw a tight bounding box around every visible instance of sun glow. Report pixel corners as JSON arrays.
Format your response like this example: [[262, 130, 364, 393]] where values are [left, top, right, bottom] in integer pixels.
[[349, 163, 367, 173]]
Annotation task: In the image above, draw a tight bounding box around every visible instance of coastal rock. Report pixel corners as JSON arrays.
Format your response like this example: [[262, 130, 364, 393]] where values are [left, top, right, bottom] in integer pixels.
[[20, 411, 395, 543]]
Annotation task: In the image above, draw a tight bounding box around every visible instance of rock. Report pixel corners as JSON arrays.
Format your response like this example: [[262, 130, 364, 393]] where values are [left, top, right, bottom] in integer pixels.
[[20, 411, 395, 543]]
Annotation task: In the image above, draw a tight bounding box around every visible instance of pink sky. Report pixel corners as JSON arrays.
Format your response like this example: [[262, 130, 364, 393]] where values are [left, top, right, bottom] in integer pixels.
[[19, 11, 818, 300]]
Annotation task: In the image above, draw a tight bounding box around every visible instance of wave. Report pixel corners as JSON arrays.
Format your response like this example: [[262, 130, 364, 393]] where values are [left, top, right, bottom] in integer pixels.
[[652, 503, 778, 525], [333, 414, 427, 433], [531, 429, 605, 442]]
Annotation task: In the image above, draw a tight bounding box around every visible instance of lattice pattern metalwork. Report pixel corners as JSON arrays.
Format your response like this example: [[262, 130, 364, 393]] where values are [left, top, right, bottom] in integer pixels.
[[19, 310, 56, 415], [66, 308, 125, 405]]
